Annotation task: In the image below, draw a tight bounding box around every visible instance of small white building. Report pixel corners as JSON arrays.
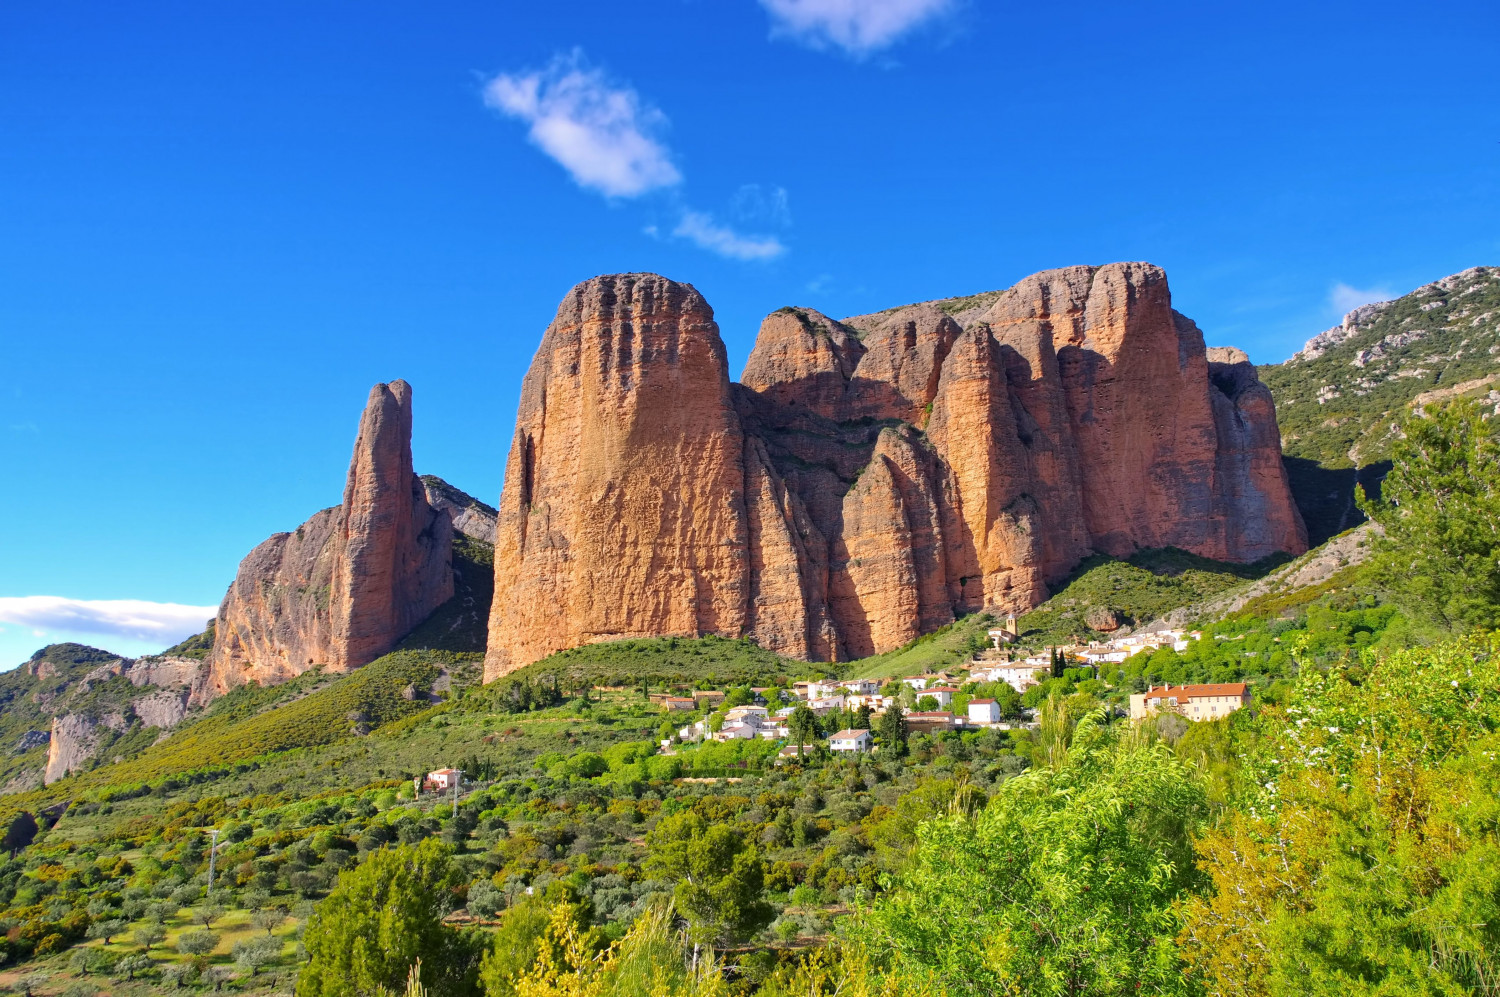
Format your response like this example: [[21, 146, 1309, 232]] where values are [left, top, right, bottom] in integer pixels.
[[724, 705, 769, 724], [427, 768, 461, 791], [809, 695, 845, 714], [968, 699, 1001, 725], [714, 721, 758, 741], [828, 729, 874, 753], [846, 693, 894, 712], [921, 687, 958, 708]]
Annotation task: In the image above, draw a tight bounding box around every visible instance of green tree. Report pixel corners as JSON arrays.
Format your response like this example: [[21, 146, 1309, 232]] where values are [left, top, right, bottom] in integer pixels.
[[133, 921, 166, 950], [915, 694, 939, 712], [856, 712, 1207, 995], [86, 917, 127, 945], [645, 811, 773, 966], [1180, 631, 1500, 995], [875, 704, 907, 757], [251, 907, 285, 936], [1359, 398, 1500, 630], [176, 929, 219, 957], [786, 704, 818, 759], [853, 704, 873, 729], [477, 893, 557, 997], [297, 839, 481, 997], [233, 934, 281, 976]]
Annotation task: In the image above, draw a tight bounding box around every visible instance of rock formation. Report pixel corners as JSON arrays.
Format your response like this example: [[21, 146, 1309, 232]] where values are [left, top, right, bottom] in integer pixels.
[[485, 264, 1308, 678], [200, 381, 453, 701], [422, 475, 499, 544]]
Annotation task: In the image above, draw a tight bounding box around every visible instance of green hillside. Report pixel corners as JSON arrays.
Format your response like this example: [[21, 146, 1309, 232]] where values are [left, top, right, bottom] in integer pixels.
[[1018, 547, 1287, 646], [1260, 265, 1500, 542]]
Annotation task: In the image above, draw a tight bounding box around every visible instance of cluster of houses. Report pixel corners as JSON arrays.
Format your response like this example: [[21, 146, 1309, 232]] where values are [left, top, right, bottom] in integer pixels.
[[646, 623, 1246, 759]]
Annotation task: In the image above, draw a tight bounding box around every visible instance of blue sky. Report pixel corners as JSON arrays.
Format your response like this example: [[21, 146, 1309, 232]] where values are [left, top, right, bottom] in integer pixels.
[[2, 0, 1497, 666]]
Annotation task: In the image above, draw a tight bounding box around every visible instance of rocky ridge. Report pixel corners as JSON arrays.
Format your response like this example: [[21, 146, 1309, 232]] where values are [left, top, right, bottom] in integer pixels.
[[485, 265, 1307, 679], [199, 381, 454, 701], [1260, 265, 1500, 543]]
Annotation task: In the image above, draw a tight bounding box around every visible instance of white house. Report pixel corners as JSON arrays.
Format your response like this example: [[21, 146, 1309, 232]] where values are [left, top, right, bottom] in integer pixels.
[[901, 675, 943, 691], [828, 729, 874, 753], [427, 768, 461, 791], [809, 695, 845, 714], [724, 705, 769, 724], [968, 699, 1001, 725], [921, 687, 958, 708], [714, 722, 758, 741]]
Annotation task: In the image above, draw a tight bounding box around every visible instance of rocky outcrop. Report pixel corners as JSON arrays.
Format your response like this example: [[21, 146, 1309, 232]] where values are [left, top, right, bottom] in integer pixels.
[[201, 381, 453, 701], [131, 689, 191, 729], [422, 476, 499, 543], [44, 712, 126, 785], [485, 264, 1308, 677], [14, 731, 50, 753]]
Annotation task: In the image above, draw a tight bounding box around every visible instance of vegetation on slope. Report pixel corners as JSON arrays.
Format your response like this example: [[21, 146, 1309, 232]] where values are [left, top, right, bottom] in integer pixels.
[[1018, 547, 1288, 647], [1260, 265, 1500, 542], [398, 534, 496, 656], [506, 633, 836, 691]]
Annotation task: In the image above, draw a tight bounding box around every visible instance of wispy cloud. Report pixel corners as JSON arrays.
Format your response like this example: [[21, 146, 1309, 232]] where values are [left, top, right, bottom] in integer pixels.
[[759, 0, 958, 56], [673, 211, 786, 261], [0, 597, 216, 646], [486, 50, 790, 262], [1331, 282, 1396, 315], [484, 51, 681, 198], [730, 184, 792, 227]]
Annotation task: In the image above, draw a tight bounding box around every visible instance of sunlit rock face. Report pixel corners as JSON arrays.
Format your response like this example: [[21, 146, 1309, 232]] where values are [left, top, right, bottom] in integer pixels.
[[485, 264, 1307, 678]]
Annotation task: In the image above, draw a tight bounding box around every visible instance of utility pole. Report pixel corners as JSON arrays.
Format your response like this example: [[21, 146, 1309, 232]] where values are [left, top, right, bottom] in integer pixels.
[[206, 828, 221, 896]]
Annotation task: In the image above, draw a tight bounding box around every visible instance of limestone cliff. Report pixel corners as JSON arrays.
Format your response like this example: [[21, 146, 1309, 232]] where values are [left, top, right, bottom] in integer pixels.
[[201, 381, 453, 700], [485, 264, 1307, 677]]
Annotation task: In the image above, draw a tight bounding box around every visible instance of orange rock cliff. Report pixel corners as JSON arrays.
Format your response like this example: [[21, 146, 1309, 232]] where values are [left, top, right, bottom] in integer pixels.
[[198, 380, 455, 701], [483, 265, 1307, 681]]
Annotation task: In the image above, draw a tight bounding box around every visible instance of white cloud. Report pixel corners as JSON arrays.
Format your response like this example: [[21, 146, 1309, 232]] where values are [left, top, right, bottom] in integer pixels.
[[0, 597, 216, 646], [673, 211, 786, 261], [484, 51, 682, 198], [730, 184, 792, 227], [759, 0, 957, 56], [1331, 282, 1396, 315]]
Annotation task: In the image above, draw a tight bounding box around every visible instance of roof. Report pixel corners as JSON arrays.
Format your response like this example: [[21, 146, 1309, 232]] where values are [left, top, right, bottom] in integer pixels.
[[926, 687, 959, 693], [828, 729, 872, 740], [907, 711, 955, 719], [968, 698, 997, 705], [428, 768, 459, 776], [1143, 683, 1248, 700]]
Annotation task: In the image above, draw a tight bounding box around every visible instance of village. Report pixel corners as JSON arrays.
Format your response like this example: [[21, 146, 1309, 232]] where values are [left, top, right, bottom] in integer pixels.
[[626, 617, 1252, 763]]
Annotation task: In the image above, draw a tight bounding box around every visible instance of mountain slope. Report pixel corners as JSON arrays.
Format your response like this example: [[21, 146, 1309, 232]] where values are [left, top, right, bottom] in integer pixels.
[[1261, 266, 1500, 542]]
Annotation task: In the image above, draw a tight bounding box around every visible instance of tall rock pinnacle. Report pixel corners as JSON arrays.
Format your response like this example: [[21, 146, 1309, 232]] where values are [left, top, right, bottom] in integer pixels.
[[483, 274, 752, 679], [200, 380, 453, 700]]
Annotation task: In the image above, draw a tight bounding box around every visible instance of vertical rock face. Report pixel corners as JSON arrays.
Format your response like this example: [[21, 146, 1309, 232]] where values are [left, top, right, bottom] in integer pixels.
[[202, 381, 452, 700], [485, 264, 1307, 676], [483, 275, 751, 679]]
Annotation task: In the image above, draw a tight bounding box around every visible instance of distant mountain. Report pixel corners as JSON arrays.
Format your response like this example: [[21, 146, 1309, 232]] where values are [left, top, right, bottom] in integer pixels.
[[1260, 266, 1500, 544], [0, 641, 202, 793]]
